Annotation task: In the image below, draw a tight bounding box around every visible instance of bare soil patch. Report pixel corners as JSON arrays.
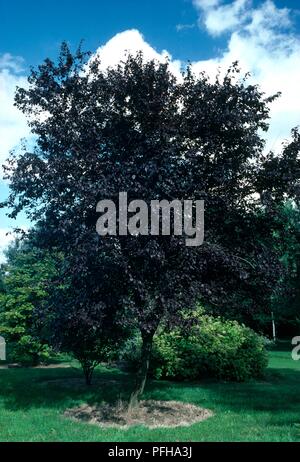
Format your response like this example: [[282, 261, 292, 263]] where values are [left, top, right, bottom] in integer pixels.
[[64, 400, 213, 428]]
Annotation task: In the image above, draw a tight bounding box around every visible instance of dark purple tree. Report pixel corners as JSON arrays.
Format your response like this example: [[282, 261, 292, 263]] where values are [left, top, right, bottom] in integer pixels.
[[2, 43, 299, 406]]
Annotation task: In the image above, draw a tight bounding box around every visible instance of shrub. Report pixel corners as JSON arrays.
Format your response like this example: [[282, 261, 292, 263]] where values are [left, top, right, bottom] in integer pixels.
[[122, 311, 268, 382], [6, 336, 52, 366]]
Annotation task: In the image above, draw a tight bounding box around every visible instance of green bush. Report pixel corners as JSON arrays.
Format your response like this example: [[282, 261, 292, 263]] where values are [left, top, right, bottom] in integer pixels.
[[122, 311, 268, 382], [6, 336, 52, 366]]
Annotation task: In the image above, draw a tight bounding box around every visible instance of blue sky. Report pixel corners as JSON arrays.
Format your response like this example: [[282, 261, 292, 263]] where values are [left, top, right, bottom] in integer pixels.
[[0, 0, 300, 259], [1, 1, 299, 69], [0, 0, 216, 64]]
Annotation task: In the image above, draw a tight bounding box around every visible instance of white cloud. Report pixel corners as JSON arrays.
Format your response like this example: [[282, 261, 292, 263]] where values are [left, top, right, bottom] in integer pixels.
[[92, 29, 183, 78], [0, 56, 30, 261], [0, 55, 29, 175], [195, 0, 220, 8], [194, 0, 250, 36], [0, 226, 29, 263], [176, 23, 196, 31], [0, 228, 15, 263], [191, 0, 300, 152], [0, 53, 25, 73]]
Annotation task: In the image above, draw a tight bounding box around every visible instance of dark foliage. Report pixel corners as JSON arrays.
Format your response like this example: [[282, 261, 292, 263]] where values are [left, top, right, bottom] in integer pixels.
[[2, 44, 299, 403]]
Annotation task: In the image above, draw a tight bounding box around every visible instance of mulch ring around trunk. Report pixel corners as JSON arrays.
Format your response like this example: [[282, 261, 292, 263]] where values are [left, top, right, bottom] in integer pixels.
[[64, 400, 213, 428]]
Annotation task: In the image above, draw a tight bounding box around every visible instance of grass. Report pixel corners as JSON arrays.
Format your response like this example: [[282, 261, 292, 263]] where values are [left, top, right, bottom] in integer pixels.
[[0, 346, 299, 442]]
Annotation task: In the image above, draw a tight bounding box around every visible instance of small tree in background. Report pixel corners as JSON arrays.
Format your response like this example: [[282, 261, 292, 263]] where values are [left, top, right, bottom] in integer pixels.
[[0, 241, 57, 365], [45, 257, 130, 385], [2, 44, 299, 406], [50, 300, 129, 385]]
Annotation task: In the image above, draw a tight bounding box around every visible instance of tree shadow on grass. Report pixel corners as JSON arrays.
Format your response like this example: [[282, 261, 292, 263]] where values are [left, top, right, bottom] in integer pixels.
[[0, 365, 171, 411], [146, 368, 300, 416], [1, 364, 300, 425]]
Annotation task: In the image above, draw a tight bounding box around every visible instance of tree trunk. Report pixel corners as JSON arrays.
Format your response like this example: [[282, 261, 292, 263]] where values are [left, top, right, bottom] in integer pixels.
[[128, 330, 154, 410], [82, 362, 95, 386], [84, 369, 92, 386]]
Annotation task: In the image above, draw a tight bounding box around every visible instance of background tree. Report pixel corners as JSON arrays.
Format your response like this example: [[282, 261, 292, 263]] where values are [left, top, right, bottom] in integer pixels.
[[0, 236, 128, 380], [0, 241, 58, 365], [2, 44, 299, 406], [269, 202, 300, 337]]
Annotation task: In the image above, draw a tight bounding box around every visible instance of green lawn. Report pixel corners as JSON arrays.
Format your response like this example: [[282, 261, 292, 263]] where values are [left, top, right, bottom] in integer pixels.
[[0, 347, 299, 442]]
